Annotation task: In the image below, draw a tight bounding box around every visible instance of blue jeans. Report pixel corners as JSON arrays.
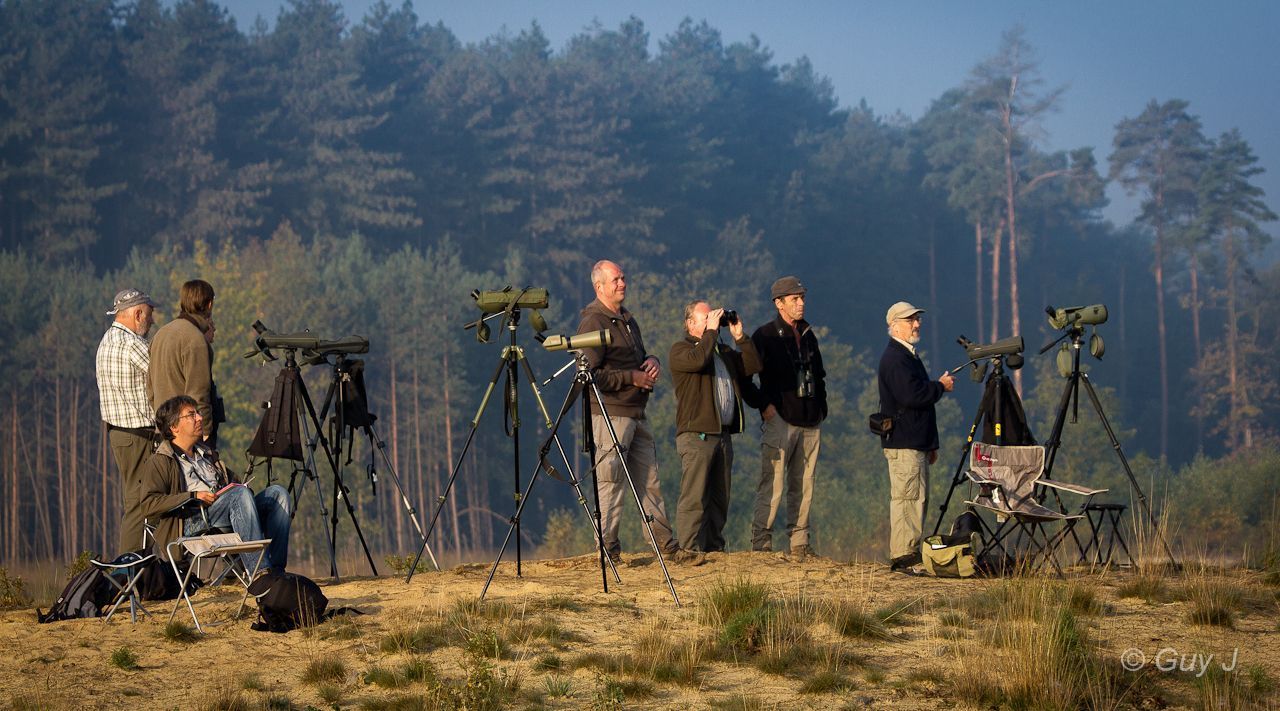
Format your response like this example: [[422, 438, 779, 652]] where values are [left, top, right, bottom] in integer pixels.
[[185, 484, 291, 572]]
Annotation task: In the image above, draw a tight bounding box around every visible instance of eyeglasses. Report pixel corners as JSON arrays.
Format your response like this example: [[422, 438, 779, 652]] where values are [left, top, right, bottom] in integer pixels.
[[179, 411, 203, 422]]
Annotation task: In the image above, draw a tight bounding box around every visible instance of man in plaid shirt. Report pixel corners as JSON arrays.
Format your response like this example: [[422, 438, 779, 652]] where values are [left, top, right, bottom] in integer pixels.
[[96, 288, 158, 552]]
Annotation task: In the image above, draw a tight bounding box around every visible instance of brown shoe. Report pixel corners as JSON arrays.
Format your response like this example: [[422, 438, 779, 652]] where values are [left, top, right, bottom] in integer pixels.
[[790, 545, 817, 562], [673, 549, 707, 566]]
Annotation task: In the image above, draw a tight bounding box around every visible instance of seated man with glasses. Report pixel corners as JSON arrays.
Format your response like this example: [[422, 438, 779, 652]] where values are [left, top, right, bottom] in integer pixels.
[[137, 395, 292, 574]]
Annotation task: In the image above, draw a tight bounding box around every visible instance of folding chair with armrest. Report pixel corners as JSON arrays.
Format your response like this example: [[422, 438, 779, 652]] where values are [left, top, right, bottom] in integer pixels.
[[963, 442, 1106, 575], [167, 532, 271, 633]]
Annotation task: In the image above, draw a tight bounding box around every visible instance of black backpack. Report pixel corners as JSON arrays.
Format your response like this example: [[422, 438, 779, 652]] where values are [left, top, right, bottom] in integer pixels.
[[247, 571, 330, 633], [37, 561, 115, 623]]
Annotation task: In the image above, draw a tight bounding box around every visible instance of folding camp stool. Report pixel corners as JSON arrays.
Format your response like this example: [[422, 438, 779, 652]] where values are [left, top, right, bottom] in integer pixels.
[[1078, 502, 1135, 566], [167, 532, 270, 632], [91, 552, 157, 623]]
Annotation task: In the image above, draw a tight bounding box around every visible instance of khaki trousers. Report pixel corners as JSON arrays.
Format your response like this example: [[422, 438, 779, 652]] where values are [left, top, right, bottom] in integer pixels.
[[751, 417, 820, 551], [591, 414, 676, 555], [884, 448, 930, 559]]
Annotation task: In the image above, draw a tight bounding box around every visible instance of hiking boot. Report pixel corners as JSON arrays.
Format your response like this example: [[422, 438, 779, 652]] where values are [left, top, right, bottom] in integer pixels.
[[673, 549, 707, 566], [605, 547, 622, 563], [752, 543, 773, 553], [790, 545, 817, 562], [889, 552, 922, 571]]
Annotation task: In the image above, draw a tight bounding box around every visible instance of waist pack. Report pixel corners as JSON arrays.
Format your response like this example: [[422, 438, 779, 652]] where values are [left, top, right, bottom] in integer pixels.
[[868, 413, 893, 437], [920, 533, 978, 578]]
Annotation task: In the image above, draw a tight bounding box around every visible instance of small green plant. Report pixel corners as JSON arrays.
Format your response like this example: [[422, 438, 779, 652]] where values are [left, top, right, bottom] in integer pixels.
[[302, 657, 347, 684], [239, 673, 264, 691], [534, 653, 563, 671], [698, 577, 772, 626], [540, 594, 584, 612], [1184, 577, 1241, 628], [708, 694, 765, 711], [162, 620, 200, 643], [800, 670, 856, 694], [1116, 572, 1170, 603], [379, 622, 447, 654], [826, 600, 893, 641], [874, 595, 928, 626], [1064, 584, 1107, 615], [363, 664, 407, 689], [65, 551, 96, 579], [400, 657, 436, 684], [261, 695, 293, 711], [202, 688, 251, 711], [0, 567, 32, 610], [542, 674, 572, 698], [316, 684, 343, 704], [109, 646, 139, 670], [464, 628, 510, 659], [383, 554, 434, 575]]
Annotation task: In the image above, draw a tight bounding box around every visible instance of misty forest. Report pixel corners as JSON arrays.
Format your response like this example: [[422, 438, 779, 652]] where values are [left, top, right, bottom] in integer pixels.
[[1, 0, 1277, 573]]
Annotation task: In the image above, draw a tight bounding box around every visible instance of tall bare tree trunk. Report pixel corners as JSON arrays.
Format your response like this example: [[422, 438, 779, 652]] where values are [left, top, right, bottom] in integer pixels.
[[1188, 251, 1205, 452], [1223, 226, 1249, 449], [389, 357, 403, 551], [8, 393, 17, 562], [928, 221, 939, 358], [1152, 193, 1170, 462], [69, 379, 80, 555], [1002, 104, 1024, 395], [989, 218, 1006, 343], [443, 350, 461, 562], [975, 219, 985, 340], [55, 378, 66, 559]]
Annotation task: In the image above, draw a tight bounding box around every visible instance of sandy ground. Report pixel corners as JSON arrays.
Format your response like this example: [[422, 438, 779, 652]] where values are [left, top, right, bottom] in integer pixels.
[[1, 551, 1277, 709]]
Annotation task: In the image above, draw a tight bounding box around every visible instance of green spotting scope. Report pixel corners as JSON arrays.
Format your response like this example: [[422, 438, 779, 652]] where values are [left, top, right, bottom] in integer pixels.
[[1046, 304, 1107, 330]]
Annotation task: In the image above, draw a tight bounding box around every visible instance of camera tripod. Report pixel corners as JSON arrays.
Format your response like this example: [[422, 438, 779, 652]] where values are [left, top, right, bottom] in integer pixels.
[[404, 306, 552, 584], [932, 353, 1029, 536], [479, 350, 681, 606], [1039, 325, 1177, 567], [246, 348, 437, 580]]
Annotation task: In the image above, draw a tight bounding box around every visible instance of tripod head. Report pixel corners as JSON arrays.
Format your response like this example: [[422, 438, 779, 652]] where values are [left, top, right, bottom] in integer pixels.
[[1039, 303, 1107, 377]]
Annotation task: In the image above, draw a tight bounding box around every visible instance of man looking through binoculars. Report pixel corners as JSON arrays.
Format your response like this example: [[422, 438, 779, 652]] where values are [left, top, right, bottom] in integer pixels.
[[669, 302, 761, 565]]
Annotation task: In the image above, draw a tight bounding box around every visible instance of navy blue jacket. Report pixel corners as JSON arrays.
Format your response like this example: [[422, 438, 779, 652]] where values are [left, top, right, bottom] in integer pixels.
[[877, 339, 944, 451]]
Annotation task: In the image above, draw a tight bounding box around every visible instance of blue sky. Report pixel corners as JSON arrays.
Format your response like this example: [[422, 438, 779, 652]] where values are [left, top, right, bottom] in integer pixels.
[[221, 0, 1280, 235]]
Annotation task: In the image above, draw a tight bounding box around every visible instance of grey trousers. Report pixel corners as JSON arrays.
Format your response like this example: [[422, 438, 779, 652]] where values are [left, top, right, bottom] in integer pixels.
[[111, 427, 156, 551], [884, 448, 929, 559], [751, 416, 821, 551], [675, 432, 732, 552], [591, 414, 676, 555]]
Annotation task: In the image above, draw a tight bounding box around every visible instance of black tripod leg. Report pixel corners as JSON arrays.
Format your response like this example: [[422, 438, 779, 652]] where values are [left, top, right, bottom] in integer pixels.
[[931, 376, 995, 535], [1080, 375, 1177, 568], [365, 423, 439, 570], [405, 356, 509, 583]]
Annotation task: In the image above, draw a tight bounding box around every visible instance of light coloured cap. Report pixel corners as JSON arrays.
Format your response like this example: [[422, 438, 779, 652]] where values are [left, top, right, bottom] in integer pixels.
[[886, 301, 925, 325], [107, 288, 157, 315]]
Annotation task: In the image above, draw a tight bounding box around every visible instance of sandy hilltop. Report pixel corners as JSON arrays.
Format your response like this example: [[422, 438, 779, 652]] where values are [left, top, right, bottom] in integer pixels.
[[1, 551, 1277, 710]]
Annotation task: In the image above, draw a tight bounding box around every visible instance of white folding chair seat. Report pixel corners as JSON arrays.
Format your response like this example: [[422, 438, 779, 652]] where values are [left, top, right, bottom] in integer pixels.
[[167, 532, 270, 632]]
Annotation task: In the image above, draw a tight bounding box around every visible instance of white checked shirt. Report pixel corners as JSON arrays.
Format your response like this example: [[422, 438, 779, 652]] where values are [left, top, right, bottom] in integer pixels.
[[96, 322, 153, 428]]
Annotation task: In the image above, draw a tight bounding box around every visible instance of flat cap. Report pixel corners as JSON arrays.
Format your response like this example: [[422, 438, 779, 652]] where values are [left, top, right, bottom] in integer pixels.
[[770, 276, 807, 300]]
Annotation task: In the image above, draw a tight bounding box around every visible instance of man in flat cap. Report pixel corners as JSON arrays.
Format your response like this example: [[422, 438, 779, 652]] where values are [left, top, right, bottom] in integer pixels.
[[746, 276, 826, 560], [878, 301, 954, 572], [95, 288, 159, 551]]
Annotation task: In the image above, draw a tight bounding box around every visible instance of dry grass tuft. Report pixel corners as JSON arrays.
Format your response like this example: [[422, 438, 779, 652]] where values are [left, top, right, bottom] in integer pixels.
[[301, 657, 347, 685]]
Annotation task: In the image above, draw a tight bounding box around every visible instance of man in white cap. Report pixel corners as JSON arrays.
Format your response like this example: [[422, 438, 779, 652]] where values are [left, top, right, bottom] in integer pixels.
[[95, 287, 159, 551], [878, 301, 954, 571]]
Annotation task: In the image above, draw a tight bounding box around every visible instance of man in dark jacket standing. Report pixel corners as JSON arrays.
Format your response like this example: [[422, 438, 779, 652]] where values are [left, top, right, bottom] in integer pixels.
[[576, 260, 678, 560], [878, 301, 954, 571], [669, 301, 762, 564], [748, 276, 826, 560]]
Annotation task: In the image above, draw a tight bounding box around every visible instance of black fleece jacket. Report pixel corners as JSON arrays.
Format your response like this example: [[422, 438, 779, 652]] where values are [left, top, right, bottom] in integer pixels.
[[743, 315, 827, 428]]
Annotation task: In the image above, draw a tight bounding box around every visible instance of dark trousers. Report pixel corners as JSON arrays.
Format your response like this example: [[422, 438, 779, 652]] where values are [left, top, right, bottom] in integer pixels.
[[110, 426, 156, 552], [676, 432, 733, 552]]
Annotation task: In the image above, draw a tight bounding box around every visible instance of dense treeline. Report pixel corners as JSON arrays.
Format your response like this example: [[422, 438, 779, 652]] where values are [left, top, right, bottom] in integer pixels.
[[1, 0, 1276, 569]]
